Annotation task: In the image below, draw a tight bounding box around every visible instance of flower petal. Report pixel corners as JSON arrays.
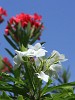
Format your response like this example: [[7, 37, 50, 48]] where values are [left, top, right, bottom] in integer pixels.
[[28, 43, 42, 51], [13, 55, 22, 67], [49, 64, 62, 72], [36, 71, 49, 82], [35, 49, 47, 57], [51, 50, 67, 62], [49, 64, 62, 79]]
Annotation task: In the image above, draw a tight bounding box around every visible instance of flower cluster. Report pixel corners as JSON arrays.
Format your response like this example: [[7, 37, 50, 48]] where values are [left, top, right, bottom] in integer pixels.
[[0, 7, 7, 23], [14, 43, 47, 67], [13, 43, 67, 82], [5, 13, 43, 35]]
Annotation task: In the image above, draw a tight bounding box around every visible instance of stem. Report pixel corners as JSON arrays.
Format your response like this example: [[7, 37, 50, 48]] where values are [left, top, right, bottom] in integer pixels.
[[24, 60, 35, 98], [37, 80, 42, 100]]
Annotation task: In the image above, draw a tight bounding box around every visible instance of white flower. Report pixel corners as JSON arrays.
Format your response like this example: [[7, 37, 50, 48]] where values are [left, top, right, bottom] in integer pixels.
[[46, 50, 67, 67], [36, 71, 49, 82], [49, 64, 62, 78], [51, 50, 67, 62], [13, 50, 25, 66], [13, 43, 47, 69], [28, 43, 43, 51], [28, 43, 47, 57], [13, 50, 29, 68]]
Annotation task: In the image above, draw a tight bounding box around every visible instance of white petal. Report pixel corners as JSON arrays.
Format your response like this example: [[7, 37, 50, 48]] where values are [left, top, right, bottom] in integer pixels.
[[46, 58, 55, 65], [28, 43, 43, 51], [51, 50, 67, 62], [28, 44, 34, 49], [26, 49, 35, 57], [34, 43, 42, 50], [36, 71, 49, 82], [28, 43, 47, 57], [49, 64, 62, 72], [15, 50, 27, 57], [59, 54, 68, 62], [14, 50, 26, 67], [35, 49, 47, 57], [13, 55, 22, 66]]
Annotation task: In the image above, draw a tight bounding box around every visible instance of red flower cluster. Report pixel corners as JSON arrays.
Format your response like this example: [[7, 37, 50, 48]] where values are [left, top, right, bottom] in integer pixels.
[[5, 13, 42, 35], [1, 57, 12, 72], [0, 7, 7, 23]]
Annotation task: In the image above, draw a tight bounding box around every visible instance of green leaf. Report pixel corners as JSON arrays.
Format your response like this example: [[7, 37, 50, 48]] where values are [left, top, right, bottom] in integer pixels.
[[23, 61, 35, 92], [4, 35, 18, 50], [27, 22, 31, 34], [0, 84, 13, 93], [29, 23, 43, 44], [30, 32, 41, 44], [0, 56, 4, 70], [62, 67, 71, 83], [41, 93, 52, 100], [17, 95, 24, 100], [41, 79, 52, 96], [43, 82, 75, 95], [13, 65, 21, 78], [5, 48, 14, 57], [65, 94, 75, 100], [0, 82, 28, 97], [0, 91, 12, 100], [51, 89, 75, 100], [0, 72, 16, 82], [9, 30, 18, 44], [17, 22, 21, 30], [16, 27, 29, 47]]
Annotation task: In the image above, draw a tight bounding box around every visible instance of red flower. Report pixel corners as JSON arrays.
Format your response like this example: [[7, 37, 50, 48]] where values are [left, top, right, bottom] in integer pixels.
[[5, 13, 43, 35], [0, 7, 7, 16], [2, 57, 12, 72], [33, 13, 42, 21], [0, 7, 7, 23]]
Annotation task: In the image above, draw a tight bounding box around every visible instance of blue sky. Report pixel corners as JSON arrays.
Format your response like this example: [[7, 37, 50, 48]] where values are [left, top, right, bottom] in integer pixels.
[[0, 0, 75, 82]]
